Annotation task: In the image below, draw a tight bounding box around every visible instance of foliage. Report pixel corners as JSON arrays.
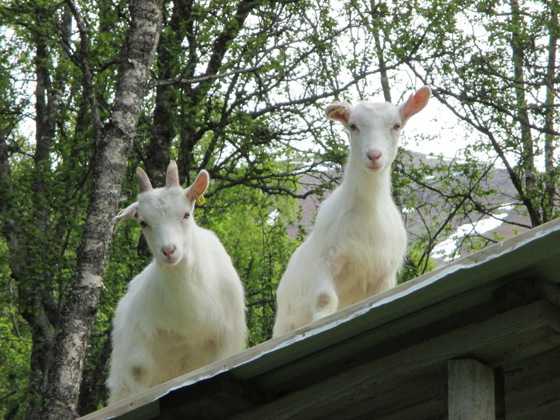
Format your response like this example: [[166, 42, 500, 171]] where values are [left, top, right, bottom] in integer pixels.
[[0, 239, 31, 419], [387, 0, 560, 226]]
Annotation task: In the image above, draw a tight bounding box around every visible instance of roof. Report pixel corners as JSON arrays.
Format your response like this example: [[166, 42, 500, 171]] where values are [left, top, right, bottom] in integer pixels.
[[82, 218, 560, 419]]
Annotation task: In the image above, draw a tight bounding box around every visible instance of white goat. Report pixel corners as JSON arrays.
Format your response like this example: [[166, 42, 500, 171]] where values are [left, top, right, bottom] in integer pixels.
[[107, 161, 247, 404], [273, 87, 431, 337]]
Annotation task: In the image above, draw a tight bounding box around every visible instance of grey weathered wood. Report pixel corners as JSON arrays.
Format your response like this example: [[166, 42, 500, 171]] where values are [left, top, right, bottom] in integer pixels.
[[448, 359, 495, 420], [231, 300, 560, 420], [503, 346, 560, 420], [79, 390, 160, 420], [81, 298, 560, 420], [328, 368, 448, 420]]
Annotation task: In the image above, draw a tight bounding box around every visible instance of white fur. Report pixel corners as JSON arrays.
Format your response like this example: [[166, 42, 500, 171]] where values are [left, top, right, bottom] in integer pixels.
[[273, 87, 431, 337], [107, 162, 247, 404]]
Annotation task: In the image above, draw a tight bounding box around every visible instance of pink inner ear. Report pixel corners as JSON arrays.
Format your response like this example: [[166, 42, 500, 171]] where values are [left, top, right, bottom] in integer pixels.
[[187, 171, 209, 203], [401, 86, 431, 122], [326, 103, 351, 124]]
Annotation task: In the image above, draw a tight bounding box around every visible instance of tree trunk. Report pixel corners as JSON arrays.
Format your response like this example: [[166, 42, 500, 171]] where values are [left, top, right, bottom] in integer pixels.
[[509, 0, 541, 227], [0, 128, 8, 194], [77, 333, 112, 415], [145, 0, 190, 185], [544, 0, 558, 222], [20, 11, 69, 415], [40, 1, 163, 418], [179, 0, 257, 178], [370, 1, 392, 103]]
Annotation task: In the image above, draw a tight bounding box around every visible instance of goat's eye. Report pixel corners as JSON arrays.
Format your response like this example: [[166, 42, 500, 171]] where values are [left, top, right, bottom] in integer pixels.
[[139, 220, 148, 228], [349, 123, 358, 131], [183, 212, 190, 219], [393, 123, 401, 130]]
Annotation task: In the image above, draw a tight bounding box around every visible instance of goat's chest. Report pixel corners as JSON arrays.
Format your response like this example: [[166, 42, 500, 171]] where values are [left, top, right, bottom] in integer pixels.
[[331, 204, 405, 258], [151, 329, 189, 357], [327, 206, 406, 305], [149, 328, 217, 376], [142, 276, 224, 339]]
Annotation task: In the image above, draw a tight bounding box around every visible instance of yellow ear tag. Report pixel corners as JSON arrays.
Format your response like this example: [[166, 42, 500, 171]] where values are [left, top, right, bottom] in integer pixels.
[[196, 195, 206, 205], [327, 107, 346, 118]]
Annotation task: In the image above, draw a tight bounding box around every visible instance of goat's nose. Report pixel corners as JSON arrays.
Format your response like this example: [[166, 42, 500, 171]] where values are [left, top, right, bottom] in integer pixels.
[[367, 150, 382, 163], [161, 245, 176, 258]]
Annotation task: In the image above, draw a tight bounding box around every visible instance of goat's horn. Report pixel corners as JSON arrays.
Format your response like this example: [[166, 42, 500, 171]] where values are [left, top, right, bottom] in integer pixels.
[[165, 160, 180, 188], [136, 167, 153, 193]]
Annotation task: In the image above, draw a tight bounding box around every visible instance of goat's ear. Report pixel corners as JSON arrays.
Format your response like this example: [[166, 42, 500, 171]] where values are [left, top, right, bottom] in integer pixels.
[[325, 102, 351, 125], [114, 202, 139, 223], [186, 170, 210, 204], [399, 86, 431, 124]]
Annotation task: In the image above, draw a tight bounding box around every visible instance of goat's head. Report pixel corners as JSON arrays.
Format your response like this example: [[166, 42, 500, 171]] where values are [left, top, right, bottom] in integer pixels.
[[325, 86, 431, 172], [114, 161, 209, 266]]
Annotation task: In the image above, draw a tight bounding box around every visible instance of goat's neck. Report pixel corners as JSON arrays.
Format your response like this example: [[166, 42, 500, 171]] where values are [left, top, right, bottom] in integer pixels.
[[340, 158, 392, 207], [154, 255, 202, 288]]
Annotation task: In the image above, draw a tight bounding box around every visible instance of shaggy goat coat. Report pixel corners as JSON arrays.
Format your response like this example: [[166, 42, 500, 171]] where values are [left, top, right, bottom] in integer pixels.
[[107, 162, 246, 404], [273, 87, 431, 337]]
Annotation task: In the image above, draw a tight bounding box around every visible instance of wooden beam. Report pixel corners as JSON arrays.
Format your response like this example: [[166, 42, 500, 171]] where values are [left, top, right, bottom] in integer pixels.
[[232, 300, 560, 419], [448, 359, 495, 420]]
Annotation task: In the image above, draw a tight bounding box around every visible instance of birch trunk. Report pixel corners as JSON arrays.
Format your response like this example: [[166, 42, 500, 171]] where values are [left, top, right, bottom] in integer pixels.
[[40, 1, 163, 418]]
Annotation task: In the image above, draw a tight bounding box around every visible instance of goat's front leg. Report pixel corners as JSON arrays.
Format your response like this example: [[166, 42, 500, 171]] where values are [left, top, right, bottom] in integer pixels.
[[107, 342, 154, 404], [309, 260, 339, 323]]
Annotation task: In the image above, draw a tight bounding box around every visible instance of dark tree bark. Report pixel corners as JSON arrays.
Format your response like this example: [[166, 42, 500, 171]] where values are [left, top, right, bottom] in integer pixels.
[[370, 1, 392, 103], [544, 0, 559, 222], [509, 0, 541, 227], [40, 1, 163, 418], [6, 8, 72, 417], [77, 333, 112, 415], [144, 0, 191, 186], [0, 129, 8, 193], [178, 0, 257, 179]]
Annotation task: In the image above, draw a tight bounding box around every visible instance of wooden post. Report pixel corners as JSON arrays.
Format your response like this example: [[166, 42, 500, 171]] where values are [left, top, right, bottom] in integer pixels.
[[448, 359, 495, 420]]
